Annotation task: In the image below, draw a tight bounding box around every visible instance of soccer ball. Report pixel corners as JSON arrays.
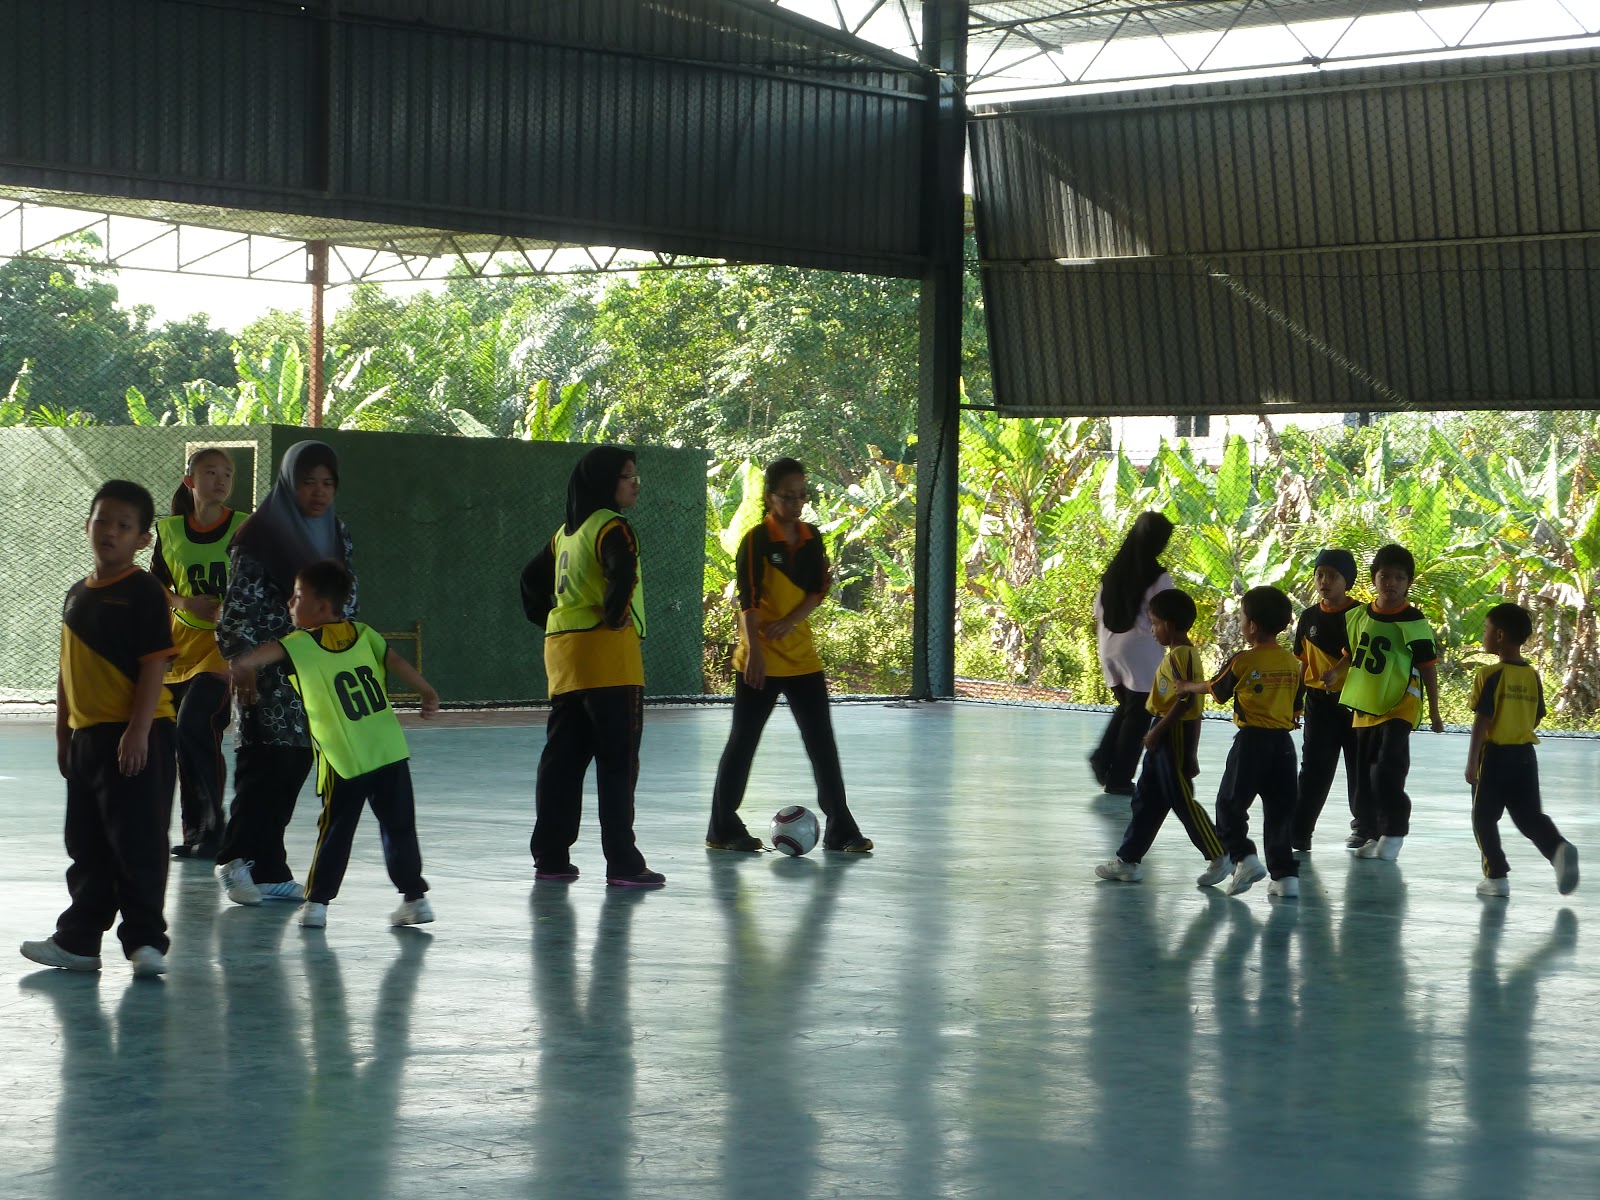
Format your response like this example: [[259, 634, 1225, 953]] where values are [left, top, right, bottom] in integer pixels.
[[769, 805, 820, 856]]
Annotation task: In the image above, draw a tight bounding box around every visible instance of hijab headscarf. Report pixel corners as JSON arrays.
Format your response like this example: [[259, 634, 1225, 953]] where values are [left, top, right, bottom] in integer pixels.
[[1099, 511, 1174, 634], [564, 446, 636, 535], [232, 440, 344, 593]]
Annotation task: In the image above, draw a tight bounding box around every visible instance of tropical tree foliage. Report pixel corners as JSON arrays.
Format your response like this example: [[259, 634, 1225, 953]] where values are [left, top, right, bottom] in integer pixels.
[[3, 254, 1596, 721]]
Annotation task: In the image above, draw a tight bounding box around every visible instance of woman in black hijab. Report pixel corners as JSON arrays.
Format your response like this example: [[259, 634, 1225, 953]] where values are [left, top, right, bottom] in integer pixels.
[[214, 440, 356, 904], [520, 447, 664, 888], [1090, 511, 1175, 795]]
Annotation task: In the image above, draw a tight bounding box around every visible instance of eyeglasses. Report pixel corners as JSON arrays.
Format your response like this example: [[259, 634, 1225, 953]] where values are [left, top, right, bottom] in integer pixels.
[[773, 491, 810, 503], [619, 473, 640, 484]]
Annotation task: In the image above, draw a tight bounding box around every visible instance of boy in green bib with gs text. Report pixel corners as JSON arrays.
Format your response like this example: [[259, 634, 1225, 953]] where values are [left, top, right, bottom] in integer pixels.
[[1326, 544, 1443, 862], [228, 559, 439, 929]]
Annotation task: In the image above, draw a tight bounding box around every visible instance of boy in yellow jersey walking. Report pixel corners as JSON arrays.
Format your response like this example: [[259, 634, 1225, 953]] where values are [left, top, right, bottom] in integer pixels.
[[227, 560, 439, 928], [1466, 602, 1579, 898], [21, 481, 178, 977], [1178, 586, 1304, 898], [1290, 549, 1362, 854], [1329, 544, 1444, 862], [1095, 589, 1228, 885]]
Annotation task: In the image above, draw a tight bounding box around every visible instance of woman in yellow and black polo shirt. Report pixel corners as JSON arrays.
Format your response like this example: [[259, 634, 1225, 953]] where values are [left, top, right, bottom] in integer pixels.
[[707, 457, 872, 853], [150, 447, 248, 859], [521, 446, 665, 888]]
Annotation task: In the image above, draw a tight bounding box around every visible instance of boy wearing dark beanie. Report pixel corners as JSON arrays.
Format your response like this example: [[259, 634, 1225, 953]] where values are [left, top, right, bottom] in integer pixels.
[[1291, 549, 1362, 853]]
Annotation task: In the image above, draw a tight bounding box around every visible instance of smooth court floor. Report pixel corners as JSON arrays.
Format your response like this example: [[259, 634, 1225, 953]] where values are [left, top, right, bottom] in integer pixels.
[[1, 703, 1596, 1200]]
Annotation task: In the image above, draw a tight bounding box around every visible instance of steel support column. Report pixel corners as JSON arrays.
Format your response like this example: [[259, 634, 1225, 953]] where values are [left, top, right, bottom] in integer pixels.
[[913, 0, 967, 699]]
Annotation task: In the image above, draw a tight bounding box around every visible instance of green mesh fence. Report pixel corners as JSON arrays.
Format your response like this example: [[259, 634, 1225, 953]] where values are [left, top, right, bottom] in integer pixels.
[[0, 426, 706, 704]]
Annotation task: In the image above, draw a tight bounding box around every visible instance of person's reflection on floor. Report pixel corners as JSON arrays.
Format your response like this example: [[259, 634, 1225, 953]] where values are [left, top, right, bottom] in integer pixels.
[[290, 930, 430, 1199], [1089, 884, 1223, 1196], [22, 971, 172, 1197], [712, 854, 844, 1200], [1464, 905, 1578, 1199], [530, 885, 641, 1198], [216, 905, 308, 1190], [1336, 865, 1423, 1193]]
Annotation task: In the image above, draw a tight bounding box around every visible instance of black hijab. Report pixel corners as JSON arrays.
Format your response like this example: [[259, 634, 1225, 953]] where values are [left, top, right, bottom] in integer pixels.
[[232, 440, 344, 593], [1099, 511, 1174, 634], [565, 446, 635, 535]]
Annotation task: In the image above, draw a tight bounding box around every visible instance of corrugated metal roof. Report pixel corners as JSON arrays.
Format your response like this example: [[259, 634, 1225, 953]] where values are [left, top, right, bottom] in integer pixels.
[[0, 0, 930, 276], [971, 47, 1600, 414], [967, 0, 1490, 48]]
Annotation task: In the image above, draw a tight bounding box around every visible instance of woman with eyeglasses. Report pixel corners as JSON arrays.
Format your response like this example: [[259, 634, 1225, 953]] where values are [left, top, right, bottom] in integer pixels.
[[520, 446, 665, 888], [706, 457, 873, 854]]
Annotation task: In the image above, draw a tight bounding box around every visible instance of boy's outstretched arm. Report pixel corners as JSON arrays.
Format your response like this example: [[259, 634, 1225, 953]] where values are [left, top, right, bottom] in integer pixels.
[[1419, 661, 1444, 732], [226, 640, 286, 704], [385, 648, 440, 718]]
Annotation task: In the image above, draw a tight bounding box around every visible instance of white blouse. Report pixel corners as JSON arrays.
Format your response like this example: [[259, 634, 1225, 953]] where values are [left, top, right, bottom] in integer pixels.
[[1093, 571, 1174, 693]]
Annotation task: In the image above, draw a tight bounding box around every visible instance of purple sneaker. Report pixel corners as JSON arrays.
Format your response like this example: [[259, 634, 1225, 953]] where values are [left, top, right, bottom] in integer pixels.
[[606, 870, 666, 889], [534, 864, 580, 882]]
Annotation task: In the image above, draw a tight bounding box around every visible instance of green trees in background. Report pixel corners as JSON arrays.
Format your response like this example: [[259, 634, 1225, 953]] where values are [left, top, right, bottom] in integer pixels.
[[3, 253, 1598, 723]]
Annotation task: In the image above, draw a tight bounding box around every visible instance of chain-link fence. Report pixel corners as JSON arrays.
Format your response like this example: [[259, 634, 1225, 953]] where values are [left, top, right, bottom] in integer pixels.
[[0, 246, 924, 705], [6, 242, 1600, 726], [954, 408, 1600, 733]]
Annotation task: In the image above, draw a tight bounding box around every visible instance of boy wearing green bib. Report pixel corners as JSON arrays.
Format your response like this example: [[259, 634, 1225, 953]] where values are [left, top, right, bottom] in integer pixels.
[[1328, 544, 1443, 862], [228, 560, 440, 929]]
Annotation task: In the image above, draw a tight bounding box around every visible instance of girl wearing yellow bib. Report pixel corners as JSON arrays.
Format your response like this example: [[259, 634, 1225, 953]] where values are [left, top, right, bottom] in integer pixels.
[[150, 448, 247, 859], [520, 447, 664, 888]]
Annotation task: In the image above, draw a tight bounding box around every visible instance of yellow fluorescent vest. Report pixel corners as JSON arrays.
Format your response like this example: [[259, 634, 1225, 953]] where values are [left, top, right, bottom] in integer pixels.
[[157, 510, 248, 682], [282, 622, 410, 788], [1339, 607, 1433, 724], [155, 511, 248, 631], [545, 509, 646, 636]]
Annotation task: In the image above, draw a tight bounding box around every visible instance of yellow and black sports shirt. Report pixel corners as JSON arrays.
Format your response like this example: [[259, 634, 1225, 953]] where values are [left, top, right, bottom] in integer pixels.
[[733, 516, 831, 678], [1148, 644, 1205, 720], [1208, 645, 1304, 730], [59, 568, 177, 729], [1293, 598, 1360, 691], [1471, 662, 1545, 745]]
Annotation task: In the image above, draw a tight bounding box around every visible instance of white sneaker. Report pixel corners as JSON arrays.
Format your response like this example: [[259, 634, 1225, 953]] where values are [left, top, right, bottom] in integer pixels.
[[391, 897, 434, 926], [1376, 835, 1404, 862], [19, 937, 101, 972], [1094, 858, 1143, 882], [1267, 876, 1300, 899], [1554, 842, 1580, 895], [1355, 839, 1381, 859], [1221, 854, 1267, 896], [299, 902, 328, 929], [1477, 877, 1510, 898], [257, 879, 305, 902], [217, 859, 262, 906], [1196, 856, 1231, 887], [129, 946, 167, 978]]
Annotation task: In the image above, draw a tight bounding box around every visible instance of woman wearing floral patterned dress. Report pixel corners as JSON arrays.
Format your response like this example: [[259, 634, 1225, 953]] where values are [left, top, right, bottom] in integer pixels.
[[213, 441, 357, 906]]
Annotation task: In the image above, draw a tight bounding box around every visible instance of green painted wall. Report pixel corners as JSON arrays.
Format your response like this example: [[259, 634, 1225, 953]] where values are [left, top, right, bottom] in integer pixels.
[[0, 426, 707, 701]]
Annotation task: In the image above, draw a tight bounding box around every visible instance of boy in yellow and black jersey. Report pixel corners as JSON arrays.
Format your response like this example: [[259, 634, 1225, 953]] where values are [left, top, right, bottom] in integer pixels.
[[1094, 589, 1228, 886], [1466, 602, 1578, 898], [1291, 549, 1362, 853], [22, 481, 178, 978], [1178, 586, 1304, 898]]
